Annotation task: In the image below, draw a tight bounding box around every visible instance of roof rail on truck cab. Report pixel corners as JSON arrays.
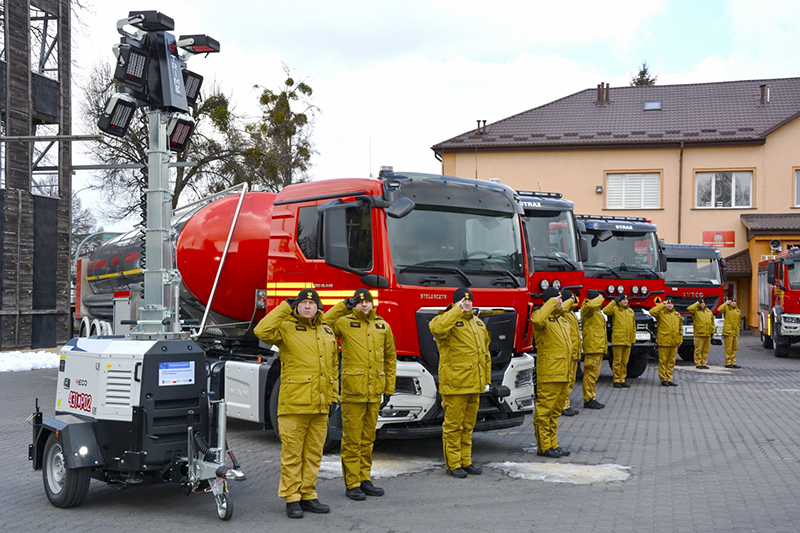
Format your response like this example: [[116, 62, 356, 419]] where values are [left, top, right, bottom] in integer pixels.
[[516, 190, 575, 212], [664, 243, 722, 260]]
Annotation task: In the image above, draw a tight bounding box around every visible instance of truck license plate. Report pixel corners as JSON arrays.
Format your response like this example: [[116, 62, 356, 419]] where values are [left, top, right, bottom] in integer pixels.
[[683, 326, 693, 336], [636, 332, 650, 341]]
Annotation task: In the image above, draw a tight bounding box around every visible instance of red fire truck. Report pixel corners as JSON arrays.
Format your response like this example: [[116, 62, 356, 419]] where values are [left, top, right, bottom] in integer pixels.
[[576, 215, 667, 378], [75, 171, 536, 446], [758, 245, 800, 357], [664, 244, 727, 361]]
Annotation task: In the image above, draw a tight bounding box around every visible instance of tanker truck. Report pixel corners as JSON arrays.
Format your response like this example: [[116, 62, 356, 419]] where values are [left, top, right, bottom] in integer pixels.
[[74, 171, 536, 445]]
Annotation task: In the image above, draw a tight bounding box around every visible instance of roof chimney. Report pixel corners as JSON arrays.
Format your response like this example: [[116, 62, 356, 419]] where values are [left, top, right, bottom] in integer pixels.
[[476, 119, 481, 134], [760, 84, 770, 104], [604, 83, 610, 103], [597, 83, 603, 103], [482, 120, 487, 134]]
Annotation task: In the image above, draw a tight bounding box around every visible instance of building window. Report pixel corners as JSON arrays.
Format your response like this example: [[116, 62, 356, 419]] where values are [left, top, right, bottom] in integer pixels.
[[695, 171, 752, 208], [606, 173, 660, 209], [795, 170, 800, 207]]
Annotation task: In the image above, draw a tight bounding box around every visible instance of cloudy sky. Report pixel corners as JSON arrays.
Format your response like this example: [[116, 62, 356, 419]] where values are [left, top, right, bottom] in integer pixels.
[[71, 0, 800, 229]]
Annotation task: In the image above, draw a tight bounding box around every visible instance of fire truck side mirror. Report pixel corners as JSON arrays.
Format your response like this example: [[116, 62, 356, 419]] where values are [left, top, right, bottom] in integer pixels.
[[579, 237, 589, 263], [785, 259, 795, 269], [720, 259, 727, 283], [321, 202, 368, 277], [768, 263, 777, 285], [386, 197, 415, 219]]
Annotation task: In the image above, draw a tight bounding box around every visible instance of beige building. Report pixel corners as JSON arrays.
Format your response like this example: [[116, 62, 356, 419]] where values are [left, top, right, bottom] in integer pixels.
[[432, 78, 800, 330]]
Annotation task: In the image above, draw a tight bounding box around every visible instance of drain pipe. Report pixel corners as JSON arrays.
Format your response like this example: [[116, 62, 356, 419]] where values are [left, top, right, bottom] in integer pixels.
[[677, 141, 684, 243]]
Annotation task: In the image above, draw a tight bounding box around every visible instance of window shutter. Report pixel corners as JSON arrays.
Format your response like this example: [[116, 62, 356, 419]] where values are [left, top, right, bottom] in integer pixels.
[[624, 174, 643, 208], [642, 174, 660, 208], [606, 175, 623, 208]]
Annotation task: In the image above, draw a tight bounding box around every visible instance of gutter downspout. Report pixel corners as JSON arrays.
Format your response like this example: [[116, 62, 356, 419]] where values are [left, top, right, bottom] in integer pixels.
[[677, 141, 684, 243]]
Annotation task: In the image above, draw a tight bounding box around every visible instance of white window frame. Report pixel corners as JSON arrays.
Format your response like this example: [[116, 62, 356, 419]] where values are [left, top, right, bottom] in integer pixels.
[[695, 171, 753, 209], [795, 169, 800, 207], [605, 172, 661, 209]]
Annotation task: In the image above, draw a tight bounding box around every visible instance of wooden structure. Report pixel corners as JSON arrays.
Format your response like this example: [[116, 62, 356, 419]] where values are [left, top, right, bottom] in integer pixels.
[[1, 0, 72, 348]]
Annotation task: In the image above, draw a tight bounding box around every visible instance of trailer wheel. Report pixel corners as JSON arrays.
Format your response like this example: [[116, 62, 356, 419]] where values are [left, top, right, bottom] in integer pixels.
[[215, 492, 234, 520], [678, 345, 694, 362], [42, 433, 91, 508]]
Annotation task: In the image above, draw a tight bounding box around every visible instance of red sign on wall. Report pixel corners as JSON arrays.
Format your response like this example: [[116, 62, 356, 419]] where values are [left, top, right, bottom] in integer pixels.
[[702, 231, 735, 248]]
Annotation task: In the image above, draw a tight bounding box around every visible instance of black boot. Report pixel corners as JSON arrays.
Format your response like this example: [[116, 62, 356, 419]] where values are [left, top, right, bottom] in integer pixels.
[[583, 399, 605, 409], [463, 464, 483, 475], [561, 407, 579, 416], [536, 448, 562, 458], [360, 481, 385, 496], [668, 381, 678, 387], [661, 381, 669, 386], [345, 487, 367, 501], [286, 501, 303, 519], [620, 382, 631, 388], [447, 467, 468, 478], [554, 447, 571, 457], [300, 499, 330, 513]]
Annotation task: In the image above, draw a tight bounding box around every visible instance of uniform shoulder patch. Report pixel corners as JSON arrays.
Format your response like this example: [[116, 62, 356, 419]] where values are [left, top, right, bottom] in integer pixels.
[[375, 323, 386, 330], [324, 326, 333, 335], [548, 317, 556, 322], [455, 321, 464, 327], [349, 321, 361, 328], [295, 325, 307, 331], [476, 320, 485, 327]]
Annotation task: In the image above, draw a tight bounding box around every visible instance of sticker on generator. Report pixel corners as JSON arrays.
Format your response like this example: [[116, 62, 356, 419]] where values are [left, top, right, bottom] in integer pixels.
[[158, 361, 196, 386]]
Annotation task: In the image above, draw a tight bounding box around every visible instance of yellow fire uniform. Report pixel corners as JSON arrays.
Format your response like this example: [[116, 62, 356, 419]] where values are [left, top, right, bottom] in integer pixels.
[[323, 301, 397, 490], [650, 302, 683, 382], [561, 299, 581, 410], [687, 301, 715, 367], [531, 298, 572, 454], [603, 300, 636, 383], [429, 304, 491, 471], [717, 302, 742, 366], [580, 294, 607, 402], [254, 300, 339, 503]]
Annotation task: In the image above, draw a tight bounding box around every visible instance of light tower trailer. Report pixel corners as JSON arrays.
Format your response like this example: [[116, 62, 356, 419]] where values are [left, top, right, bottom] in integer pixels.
[[28, 10, 243, 520], [28, 337, 242, 519]]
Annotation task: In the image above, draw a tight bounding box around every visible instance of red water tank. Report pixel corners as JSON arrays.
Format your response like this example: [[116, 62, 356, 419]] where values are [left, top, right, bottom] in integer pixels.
[[176, 192, 276, 322]]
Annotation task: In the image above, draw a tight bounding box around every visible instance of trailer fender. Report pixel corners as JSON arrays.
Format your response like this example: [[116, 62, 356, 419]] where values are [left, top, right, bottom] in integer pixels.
[[37, 415, 103, 469]]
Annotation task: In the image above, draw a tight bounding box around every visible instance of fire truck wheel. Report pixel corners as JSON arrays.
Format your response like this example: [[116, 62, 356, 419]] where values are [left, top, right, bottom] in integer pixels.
[[761, 329, 774, 349], [626, 351, 648, 379], [678, 345, 694, 362], [773, 320, 789, 357], [574, 362, 583, 381], [215, 492, 234, 520], [269, 382, 280, 438], [42, 433, 91, 508]]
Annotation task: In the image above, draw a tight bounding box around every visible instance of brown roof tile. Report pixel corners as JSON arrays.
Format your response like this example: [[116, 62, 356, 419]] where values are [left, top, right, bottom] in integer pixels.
[[432, 77, 800, 152], [724, 248, 752, 277], [741, 213, 800, 241]]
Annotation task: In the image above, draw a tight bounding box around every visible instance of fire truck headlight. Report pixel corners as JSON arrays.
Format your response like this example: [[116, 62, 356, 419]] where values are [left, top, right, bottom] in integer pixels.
[[617, 285, 625, 294], [78, 446, 89, 456], [784, 316, 800, 324], [553, 279, 562, 290], [631, 286, 640, 295], [540, 280, 550, 290], [607, 284, 615, 294], [641, 286, 648, 295]]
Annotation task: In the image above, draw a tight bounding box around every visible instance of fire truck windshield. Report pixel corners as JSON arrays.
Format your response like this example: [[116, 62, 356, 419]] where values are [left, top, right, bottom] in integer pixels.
[[585, 231, 660, 277], [788, 263, 800, 289], [523, 210, 579, 269], [665, 258, 722, 285], [387, 207, 525, 277]]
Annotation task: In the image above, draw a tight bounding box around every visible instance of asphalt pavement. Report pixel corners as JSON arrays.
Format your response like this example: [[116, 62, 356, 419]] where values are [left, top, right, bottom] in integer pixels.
[[4, 336, 800, 533]]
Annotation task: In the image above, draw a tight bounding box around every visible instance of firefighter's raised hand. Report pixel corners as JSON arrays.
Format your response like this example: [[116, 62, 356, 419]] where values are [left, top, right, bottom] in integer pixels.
[[344, 297, 357, 309], [456, 297, 472, 312], [284, 297, 297, 308], [614, 295, 623, 304]]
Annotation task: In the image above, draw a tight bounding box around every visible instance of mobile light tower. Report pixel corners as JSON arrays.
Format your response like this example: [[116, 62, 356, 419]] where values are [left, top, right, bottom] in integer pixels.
[[28, 12, 243, 520]]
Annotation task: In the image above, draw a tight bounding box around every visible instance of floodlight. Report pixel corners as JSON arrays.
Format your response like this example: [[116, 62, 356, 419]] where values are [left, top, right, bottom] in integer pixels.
[[182, 69, 204, 107], [127, 11, 174, 32], [97, 93, 138, 137], [112, 43, 150, 88], [177, 34, 221, 54], [167, 113, 196, 152]]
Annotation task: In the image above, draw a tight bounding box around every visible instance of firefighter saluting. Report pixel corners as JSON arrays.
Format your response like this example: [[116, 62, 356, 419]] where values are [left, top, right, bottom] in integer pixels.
[[254, 289, 339, 519], [604, 294, 636, 388], [429, 288, 491, 478], [531, 287, 573, 458], [324, 288, 397, 501], [650, 298, 682, 386]]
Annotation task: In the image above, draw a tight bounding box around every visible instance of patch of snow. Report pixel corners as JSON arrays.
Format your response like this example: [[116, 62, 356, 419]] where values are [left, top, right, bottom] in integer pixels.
[[0, 351, 60, 373], [487, 461, 631, 484], [318, 454, 443, 479], [674, 365, 731, 375]]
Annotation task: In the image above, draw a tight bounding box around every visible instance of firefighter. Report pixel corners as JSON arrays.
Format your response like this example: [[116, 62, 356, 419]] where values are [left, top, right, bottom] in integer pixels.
[[323, 288, 397, 501], [531, 287, 573, 458], [687, 300, 715, 369], [604, 294, 636, 388], [254, 289, 339, 519], [429, 288, 491, 478], [650, 298, 682, 386], [717, 298, 742, 368], [580, 290, 606, 409], [560, 289, 581, 417]]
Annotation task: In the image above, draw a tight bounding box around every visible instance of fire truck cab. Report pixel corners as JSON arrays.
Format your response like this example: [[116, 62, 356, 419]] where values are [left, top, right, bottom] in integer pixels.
[[759, 245, 800, 357]]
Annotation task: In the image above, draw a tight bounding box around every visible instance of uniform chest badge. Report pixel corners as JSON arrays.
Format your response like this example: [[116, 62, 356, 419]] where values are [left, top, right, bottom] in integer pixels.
[[295, 325, 307, 331], [324, 327, 333, 335], [455, 321, 464, 327], [349, 322, 361, 328]]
